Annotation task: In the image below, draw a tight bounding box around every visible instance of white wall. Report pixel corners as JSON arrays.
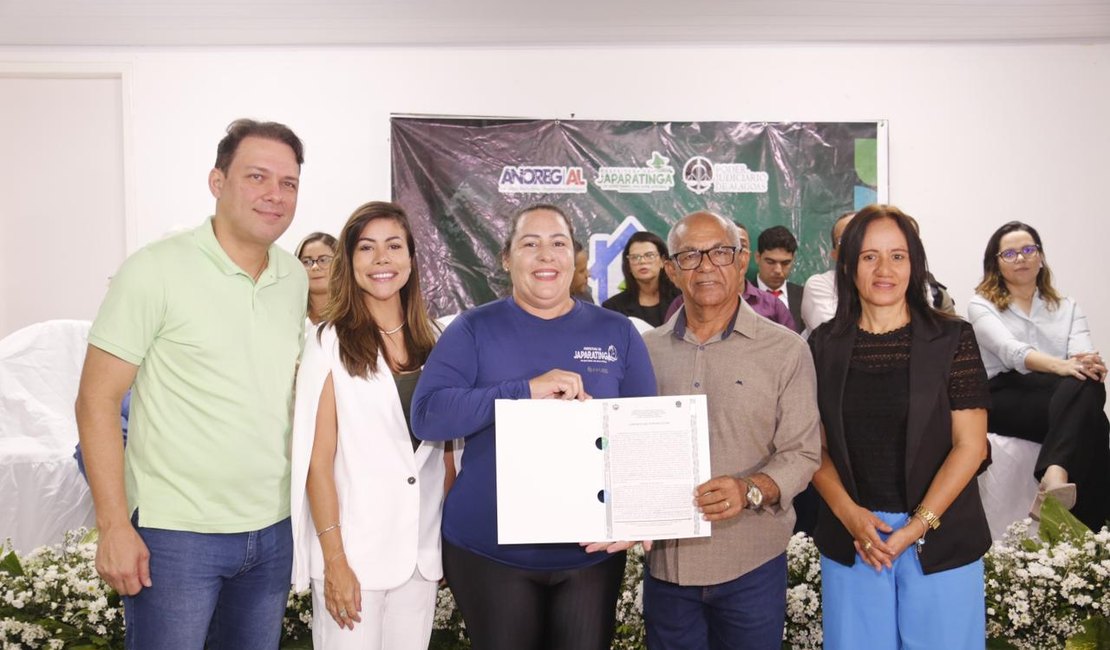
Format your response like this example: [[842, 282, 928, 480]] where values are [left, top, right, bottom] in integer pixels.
[[1, 43, 1108, 355], [0, 75, 125, 337]]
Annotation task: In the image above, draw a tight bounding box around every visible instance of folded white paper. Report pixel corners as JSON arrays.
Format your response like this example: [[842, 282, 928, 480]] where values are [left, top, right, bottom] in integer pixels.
[[495, 395, 711, 544]]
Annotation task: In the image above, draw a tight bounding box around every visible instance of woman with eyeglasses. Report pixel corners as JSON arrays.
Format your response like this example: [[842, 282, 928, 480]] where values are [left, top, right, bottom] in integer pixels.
[[295, 232, 339, 325], [968, 221, 1109, 529], [601, 231, 681, 327]]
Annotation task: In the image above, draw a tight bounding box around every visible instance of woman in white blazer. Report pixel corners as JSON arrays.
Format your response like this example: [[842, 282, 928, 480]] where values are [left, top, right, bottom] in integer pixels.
[[291, 201, 453, 650]]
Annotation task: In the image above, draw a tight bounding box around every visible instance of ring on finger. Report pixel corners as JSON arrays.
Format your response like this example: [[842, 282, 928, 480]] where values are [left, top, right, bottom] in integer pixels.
[[338, 608, 348, 618], [724, 500, 730, 510], [862, 540, 873, 551]]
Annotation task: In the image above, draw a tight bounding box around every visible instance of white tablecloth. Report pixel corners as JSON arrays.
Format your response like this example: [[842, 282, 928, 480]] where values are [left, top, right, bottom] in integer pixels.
[[0, 320, 96, 553], [978, 432, 1040, 540]]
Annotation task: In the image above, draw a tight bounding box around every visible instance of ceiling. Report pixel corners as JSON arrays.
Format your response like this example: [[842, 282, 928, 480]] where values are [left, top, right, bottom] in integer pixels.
[[2, 0, 1109, 47]]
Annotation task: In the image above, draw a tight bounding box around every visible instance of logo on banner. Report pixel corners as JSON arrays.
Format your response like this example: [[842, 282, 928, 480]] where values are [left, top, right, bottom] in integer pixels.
[[683, 156, 714, 194], [595, 152, 675, 194], [682, 156, 769, 194], [584, 215, 648, 304], [498, 166, 588, 194]]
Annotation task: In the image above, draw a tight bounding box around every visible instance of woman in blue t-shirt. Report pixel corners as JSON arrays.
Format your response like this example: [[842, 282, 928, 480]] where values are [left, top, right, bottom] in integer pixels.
[[412, 203, 657, 650]]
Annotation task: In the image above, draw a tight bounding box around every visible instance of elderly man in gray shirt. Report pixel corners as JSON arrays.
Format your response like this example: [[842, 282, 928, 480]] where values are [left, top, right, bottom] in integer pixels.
[[641, 211, 821, 650]]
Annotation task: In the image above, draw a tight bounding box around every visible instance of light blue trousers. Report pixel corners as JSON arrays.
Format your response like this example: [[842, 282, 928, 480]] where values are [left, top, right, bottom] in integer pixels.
[[820, 511, 985, 650]]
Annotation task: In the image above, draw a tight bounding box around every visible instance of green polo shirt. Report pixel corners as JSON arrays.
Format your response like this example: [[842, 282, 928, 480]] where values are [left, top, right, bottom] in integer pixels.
[[88, 218, 307, 533]]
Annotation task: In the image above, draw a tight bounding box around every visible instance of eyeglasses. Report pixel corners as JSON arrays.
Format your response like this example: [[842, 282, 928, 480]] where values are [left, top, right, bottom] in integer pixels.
[[670, 246, 740, 270], [627, 252, 660, 263], [300, 255, 334, 269], [997, 245, 1040, 264]]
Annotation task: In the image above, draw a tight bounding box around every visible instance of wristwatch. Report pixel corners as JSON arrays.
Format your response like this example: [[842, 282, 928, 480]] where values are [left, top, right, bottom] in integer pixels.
[[741, 476, 764, 511]]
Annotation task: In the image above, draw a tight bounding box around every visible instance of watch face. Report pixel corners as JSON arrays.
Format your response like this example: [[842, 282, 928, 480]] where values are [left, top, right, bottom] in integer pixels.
[[747, 484, 763, 507]]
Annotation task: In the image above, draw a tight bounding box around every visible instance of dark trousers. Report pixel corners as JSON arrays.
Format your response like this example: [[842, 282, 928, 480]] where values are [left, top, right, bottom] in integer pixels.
[[988, 371, 1110, 530], [442, 540, 626, 650], [643, 553, 787, 650]]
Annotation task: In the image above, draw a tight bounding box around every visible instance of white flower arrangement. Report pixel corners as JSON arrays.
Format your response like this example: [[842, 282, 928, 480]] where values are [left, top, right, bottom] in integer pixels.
[[429, 583, 467, 649], [282, 588, 312, 648], [612, 545, 646, 650], [784, 532, 823, 649], [4, 509, 1107, 649], [0, 529, 122, 649], [983, 501, 1110, 650]]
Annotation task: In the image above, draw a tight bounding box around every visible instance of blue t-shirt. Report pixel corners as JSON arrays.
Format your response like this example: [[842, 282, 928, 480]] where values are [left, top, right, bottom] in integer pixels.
[[412, 297, 657, 570]]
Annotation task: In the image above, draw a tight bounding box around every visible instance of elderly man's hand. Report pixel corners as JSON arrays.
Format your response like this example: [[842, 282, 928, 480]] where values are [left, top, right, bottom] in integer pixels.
[[694, 476, 745, 521]]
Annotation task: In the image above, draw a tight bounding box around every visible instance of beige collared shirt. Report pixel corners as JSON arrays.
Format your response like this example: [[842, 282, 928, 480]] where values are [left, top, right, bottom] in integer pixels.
[[643, 300, 820, 586]]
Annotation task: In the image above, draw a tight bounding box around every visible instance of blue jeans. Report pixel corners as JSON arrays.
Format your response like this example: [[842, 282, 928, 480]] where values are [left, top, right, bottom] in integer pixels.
[[643, 553, 786, 650], [123, 516, 293, 650]]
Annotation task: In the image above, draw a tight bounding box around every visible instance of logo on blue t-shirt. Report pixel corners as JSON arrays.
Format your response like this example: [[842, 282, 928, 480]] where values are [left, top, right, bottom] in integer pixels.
[[574, 345, 619, 363]]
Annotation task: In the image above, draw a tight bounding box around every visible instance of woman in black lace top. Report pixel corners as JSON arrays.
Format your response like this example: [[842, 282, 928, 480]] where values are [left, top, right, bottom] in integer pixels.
[[808, 205, 992, 650]]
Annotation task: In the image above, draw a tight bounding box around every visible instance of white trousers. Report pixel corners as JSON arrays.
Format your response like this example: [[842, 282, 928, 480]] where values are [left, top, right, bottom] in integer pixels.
[[311, 569, 437, 650]]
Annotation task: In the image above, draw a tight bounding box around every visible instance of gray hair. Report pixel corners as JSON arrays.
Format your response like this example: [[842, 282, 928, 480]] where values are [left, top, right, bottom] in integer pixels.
[[667, 211, 742, 253]]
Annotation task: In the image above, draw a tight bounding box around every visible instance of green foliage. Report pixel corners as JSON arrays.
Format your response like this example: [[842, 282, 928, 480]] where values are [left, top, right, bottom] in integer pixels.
[[985, 515, 1110, 649], [1038, 495, 1091, 546], [1065, 616, 1110, 650], [0, 549, 25, 577]]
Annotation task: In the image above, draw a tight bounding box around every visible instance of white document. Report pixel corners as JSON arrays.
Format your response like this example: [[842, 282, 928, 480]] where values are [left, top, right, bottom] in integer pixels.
[[495, 395, 711, 544]]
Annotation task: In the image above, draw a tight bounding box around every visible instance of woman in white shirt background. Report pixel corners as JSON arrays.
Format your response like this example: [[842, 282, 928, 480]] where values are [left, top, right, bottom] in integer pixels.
[[290, 201, 454, 650], [968, 221, 1109, 530]]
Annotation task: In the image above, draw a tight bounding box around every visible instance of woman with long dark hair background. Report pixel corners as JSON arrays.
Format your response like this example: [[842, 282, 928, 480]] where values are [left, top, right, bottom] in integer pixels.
[[601, 230, 680, 327]]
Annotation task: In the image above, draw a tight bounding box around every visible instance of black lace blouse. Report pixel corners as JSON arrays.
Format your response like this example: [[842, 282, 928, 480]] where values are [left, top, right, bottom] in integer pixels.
[[842, 320, 990, 512]]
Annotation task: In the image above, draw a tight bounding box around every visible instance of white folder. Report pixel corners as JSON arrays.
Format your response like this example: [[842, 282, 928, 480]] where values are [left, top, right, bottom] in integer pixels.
[[495, 395, 712, 544]]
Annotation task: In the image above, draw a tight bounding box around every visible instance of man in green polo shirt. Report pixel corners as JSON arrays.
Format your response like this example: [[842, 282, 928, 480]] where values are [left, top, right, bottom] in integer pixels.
[[75, 119, 308, 649]]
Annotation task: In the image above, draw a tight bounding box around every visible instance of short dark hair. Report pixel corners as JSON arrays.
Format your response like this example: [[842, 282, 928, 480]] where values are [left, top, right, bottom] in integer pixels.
[[832, 204, 946, 334], [732, 220, 749, 245], [831, 211, 855, 248], [214, 118, 304, 173], [757, 225, 798, 254], [294, 232, 337, 259], [501, 203, 575, 258]]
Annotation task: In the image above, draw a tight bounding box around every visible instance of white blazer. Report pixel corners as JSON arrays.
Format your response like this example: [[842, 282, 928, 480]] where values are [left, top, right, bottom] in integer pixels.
[[290, 325, 446, 592]]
